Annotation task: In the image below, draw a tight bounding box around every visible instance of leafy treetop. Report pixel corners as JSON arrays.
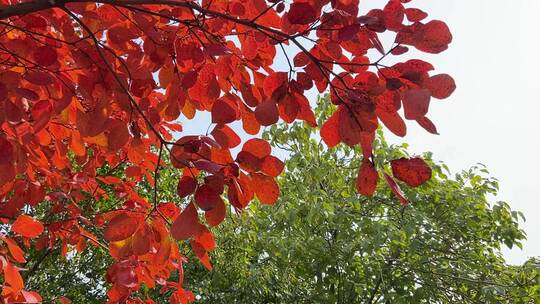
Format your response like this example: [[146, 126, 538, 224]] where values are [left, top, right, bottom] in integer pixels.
[[0, 0, 455, 303], [22, 101, 539, 303]]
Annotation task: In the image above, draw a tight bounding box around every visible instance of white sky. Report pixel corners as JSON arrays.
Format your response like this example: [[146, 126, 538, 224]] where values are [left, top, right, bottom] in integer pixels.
[[180, 0, 540, 264], [367, 0, 540, 264]]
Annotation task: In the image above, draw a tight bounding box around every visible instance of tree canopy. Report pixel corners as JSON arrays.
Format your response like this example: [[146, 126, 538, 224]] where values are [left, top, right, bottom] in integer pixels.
[[0, 0, 463, 302], [21, 100, 540, 303]]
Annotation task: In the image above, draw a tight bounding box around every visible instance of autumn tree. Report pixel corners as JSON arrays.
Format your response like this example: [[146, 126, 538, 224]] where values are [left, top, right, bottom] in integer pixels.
[[0, 0, 455, 302]]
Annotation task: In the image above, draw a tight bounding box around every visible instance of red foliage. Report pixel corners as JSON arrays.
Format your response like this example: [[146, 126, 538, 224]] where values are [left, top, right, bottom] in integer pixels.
[[0, 0, 454, 302]]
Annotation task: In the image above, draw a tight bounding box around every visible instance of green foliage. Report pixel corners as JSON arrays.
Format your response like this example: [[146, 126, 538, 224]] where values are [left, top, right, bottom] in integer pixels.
[[25, 98, 539, 303], [183, 98, 539, 303]]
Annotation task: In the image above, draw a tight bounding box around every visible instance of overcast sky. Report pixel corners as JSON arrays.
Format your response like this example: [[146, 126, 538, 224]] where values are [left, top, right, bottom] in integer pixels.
[[363, 0, 540, 264], [180, 0, 540, 264]]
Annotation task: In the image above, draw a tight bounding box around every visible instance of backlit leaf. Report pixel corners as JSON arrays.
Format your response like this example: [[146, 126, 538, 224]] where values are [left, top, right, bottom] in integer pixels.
[[12, 215, 44, 239]]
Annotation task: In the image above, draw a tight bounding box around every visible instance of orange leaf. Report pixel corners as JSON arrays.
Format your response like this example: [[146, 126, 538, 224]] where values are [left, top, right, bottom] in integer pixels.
[[12, 215, 44, 239], [104, 213, 139, 242], [4, 262, 24, 291], [171, 203, 199, 240], [356, 160, 378, 196], [1, 236, 26, 263]]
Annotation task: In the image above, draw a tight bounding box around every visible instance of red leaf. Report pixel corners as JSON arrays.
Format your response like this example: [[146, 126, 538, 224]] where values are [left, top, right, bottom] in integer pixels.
[[390, 45, 408, 55], [194, 225, 216, 251], [177, 176, 197, 197], [425, 74, 456, 99], [384, 174, 409, 206], [211, 98, 239, 124], [237, 151, 263, 172], [194, 184, 221, 211], [356, 160, 378, 196], [390, 157, 432, 187], [182, 70, 198, 88], [0, 136, 14, 164], [205, 198, 226, 227], [261, 155, 285, 177], [383, 0, 404, 31], [25, 71, 54, 85], [287, 2, 317, 25], [338, 107, 362, 146], [1, 236, 26, 263], [33, 45, 58, 66], [402, 89, 430, 120], [263, 72, 287, 97], [190, 240, 212, 271], [321, 110, 340, 147], [378, 111, 406, 137], [4, 262, 24, 291], [171, 203, 199, 240], [132, 223, 152, 256], [211, 125, 240, 148], [251, 173, 279, 205], [359, 132, 375, 159], [417, 116, 439, 134], [242, 138, 271, 159], [227, 173, 253, 210], [255, 101, 279, 126], [104, 213, 139, 242], [12, 215, 44, 239], [5, 100, 23, 124], [278, 94, 300, 123], [405, 8, 428, 22], [414, 20, 453, 54], [107, 120, 130, 151]]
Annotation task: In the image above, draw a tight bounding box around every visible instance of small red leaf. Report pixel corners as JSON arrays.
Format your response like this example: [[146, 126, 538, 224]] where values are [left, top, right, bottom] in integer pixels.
[[425, 74, 456, 99], [171, 203, 199, 240], [5, 100, 23, 124], [255, 101, 279, 126], [104, 213, 139, 242], [190, 240, 212, 271], [177, 176, 197, 197], [211, 125, 240, 148], [417, 116, 439, 134], [378, 111, 406, 137], [339, 107, 362, 146], [405, 8, 428, 22], [0, 136, 14, 164], [242, 138, 271, 159], [194, 225, 216, 251], [356, 160, 378, 196], [237, 151, 263, 172], [1, 237, 26, 263], [11, 215, 44, 239], [414, 20, 453, 54], [383, 0, 404, 31], [287, 2, 317, 25], [33, 45, 58, 66], [384, 174, 409, 206], [263, 72, 287, 97], [211, 98, 238, 124], [132, 224, 152, 256], [402, 89, 430, 120], [390, 157, 432, 187], [251, 173, 279, 205], [4, 262, 24, 291], [205, 198, 226, 227], [321, 110, 340, 148], [390, 45, 408, 55], [261, 155, 285, 177], [194, 184, 221, 211]]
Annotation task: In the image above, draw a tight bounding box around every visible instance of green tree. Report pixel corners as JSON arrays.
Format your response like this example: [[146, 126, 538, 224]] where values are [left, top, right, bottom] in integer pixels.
[[24, 100, 539, 303], [183, 99, 539, 303]]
